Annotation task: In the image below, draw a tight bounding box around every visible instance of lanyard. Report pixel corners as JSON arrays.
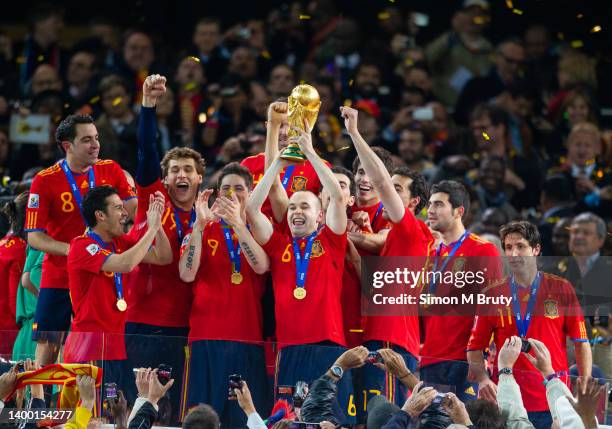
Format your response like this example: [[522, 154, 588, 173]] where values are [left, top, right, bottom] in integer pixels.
[[173, 207, 196, 248], [61, 160, 95, 225], [371, 202, 384, 228], [87, 231, 124, 301], [429, 230, 470, 294], [510, 272, 541, 338], [292, 230, 318, 290], [281, 165, 296, 190], [221, 220, 241, 273]]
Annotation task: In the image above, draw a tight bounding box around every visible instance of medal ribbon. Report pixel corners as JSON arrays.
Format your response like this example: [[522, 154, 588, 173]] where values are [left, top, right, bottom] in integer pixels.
[[428, 230, 470, 294], [510, 272, 541, 338], [292, 230, 317, 292], [371, 202, 384, 228], [173, 207, 196, 249], [87, 230, 124, 303], [61, 160, 95, 225], [281, 165, 296, 191], [221, 220, 241, 274]]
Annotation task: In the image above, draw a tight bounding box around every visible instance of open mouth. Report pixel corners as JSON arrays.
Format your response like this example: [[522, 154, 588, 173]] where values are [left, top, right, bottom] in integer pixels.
[[291, 217, 306, 226], [176, 182, 190, 192], [358, 184, 372, 193]]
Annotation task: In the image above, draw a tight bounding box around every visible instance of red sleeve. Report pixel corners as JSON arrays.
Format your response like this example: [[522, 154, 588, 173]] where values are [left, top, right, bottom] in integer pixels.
[[8, 254, 24, 319], [467, 315, 495, 351], [561, 280, 589, 342], [24, 174, 49, 232], [261, 230, 285, 260], [111, 161, 138, 201], [68, 238, 112, 274], [321, 225, 347, 255], [476, 242, 504, 290]]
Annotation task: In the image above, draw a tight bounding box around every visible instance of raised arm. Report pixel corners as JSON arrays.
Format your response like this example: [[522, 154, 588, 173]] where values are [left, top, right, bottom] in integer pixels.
[[178, 190, 215, 282], [265, 102, 290, 223], [136, 74, 166, 187], [102, 192, 165, 273], [245, 157, 284, 245], [214, 194, 269, 275], [340, 106, 405, 223], [141, 224, 172, 265], [294, 124, 347, 235]]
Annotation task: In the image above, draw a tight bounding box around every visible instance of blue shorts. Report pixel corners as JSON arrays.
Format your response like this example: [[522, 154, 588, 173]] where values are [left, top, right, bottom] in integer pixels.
[[419, 360, 477, 402], [32, 288, 72, 342], [124, 322, 189, 425], [276, 343, 355, 425], [353, 341, 418, 423], [185, 340, 269, 429]]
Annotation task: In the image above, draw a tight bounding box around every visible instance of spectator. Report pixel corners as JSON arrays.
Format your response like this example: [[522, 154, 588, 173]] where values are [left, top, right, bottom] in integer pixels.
[[29, 64, 63, 97], [155, 85, 181, 151], [396, 124, 437, 182], [474, 156, 520, 221], [538, 175, 575, 256], [455, 38, 525, 125], [401, 64, 434, 102], [523, 24, 557, 95], [65, 50, 99, 113], [190, 18, 230, 84], [267, 64, 295, 100], [127, 369, 176, 429], [89, 17, 121, 69], [96, 75, 138, 173], [118, 30, 156, 104], [426, 0, 493, 107], [174, 55, 208, 147], [227, 46, 258, 81]]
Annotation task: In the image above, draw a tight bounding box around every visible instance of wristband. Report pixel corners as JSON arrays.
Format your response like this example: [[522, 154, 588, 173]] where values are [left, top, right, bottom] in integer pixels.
[[543, 371, 565, 386]]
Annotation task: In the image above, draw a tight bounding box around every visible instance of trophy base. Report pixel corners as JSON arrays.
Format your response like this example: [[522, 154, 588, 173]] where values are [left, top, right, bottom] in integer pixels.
[[280, 144, 306, 162]]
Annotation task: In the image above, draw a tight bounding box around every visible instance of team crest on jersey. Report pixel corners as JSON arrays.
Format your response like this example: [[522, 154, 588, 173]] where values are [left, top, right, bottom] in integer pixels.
[[81, 181, 89, 189], [311, 240, 325, 257], [544, 299, 559, 319], [28, 194, 39, 208], [291, 176, 307, 192], [86, 244, 99, 255]]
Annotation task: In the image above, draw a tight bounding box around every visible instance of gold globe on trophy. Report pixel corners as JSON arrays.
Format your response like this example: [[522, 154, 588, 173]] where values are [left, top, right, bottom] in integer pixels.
[[280, 84, 321, 161]]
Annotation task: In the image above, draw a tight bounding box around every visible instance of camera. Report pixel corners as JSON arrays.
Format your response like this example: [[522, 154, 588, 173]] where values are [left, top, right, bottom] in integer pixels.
[[412, 107, 434, 121], [366, 351, 383, 364], [432, 392, 448, 404], [16, 361, 25, 373], [104, 383, 117, 399], [293, 381, 308, 407], [157, 364, 172, 386], [228, 374, 243, 397], [520, 339, 531, 353]]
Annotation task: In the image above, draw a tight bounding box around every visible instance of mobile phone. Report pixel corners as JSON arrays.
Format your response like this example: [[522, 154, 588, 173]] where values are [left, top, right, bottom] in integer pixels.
[[366, 351, 383, 364], [228, 374, 243, 397], [104, 383, 117, 399], [413, 12, 430, 27], [520, 339, 532, 353], [293, 381, 308, 407], [432, 392, 447, 404], [157, 364, 172, 386], [412, 107, 434, 121]]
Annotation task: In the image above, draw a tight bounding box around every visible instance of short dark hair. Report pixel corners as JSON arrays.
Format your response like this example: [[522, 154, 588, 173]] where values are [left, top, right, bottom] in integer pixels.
[[430, 180, 470, 215], [331, 165, 356, 196], [98, 74, 131, 97], [465, 399, 507, 429], [195, 17, 221, 29], [352, 146, 394, 175], [470, 103, 510, 129], [217, 162, 253, 190], [499, 220, 541, 248], [392, 167, 429, 214], [55, 114, 95, 151], [182, 404, 220, 429], [480, 155, 506, 171], [82, 185, 118, 227], [160, 147, 206, 178], [541, 174, 574, 203]]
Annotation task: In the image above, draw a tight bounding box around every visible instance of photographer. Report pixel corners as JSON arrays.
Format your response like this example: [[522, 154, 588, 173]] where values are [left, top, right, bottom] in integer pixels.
[[128, 369, 175, 429]]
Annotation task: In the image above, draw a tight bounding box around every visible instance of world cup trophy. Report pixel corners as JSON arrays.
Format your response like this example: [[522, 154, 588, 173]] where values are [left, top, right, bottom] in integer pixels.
[[280, 84, 321, 161]]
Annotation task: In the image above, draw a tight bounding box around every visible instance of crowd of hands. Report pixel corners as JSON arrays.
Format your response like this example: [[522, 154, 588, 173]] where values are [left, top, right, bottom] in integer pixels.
[[0, 337, 607, 428]]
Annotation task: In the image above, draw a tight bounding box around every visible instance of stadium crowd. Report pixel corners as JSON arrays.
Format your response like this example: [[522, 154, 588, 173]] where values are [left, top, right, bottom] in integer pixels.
[[0, 1, 611, 428]]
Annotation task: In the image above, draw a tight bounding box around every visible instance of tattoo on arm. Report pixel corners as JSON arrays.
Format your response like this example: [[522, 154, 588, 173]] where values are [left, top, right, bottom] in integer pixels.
[[241, 242, 258, 266], [186, 245, 195, 270]]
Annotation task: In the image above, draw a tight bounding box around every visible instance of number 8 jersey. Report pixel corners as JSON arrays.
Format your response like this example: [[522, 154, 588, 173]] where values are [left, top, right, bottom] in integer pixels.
[[24, 159, 137, 290]]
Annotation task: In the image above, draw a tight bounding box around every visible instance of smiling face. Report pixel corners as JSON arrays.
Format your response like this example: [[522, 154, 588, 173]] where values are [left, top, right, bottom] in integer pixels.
[[354, 163, 378, 206], [64, 123, 100, 167], [163, 158, 203, 207], [503, 232, 540, 275], [287, 191, 323, 237], [98, 193, 129, 238]]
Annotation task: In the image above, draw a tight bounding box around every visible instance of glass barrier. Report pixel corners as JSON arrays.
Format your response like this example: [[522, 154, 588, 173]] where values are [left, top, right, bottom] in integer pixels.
[[1, 331, 610, 427]]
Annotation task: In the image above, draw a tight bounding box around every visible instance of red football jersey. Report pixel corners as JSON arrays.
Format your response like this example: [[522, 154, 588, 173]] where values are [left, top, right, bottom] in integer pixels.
[[180, 221, 265, 343], [342, 261, 363, 348], [64, 233, 138, 361], [421, 233, 502, 366], [0, 235, 26, 332], [24, 160, 136, 290], [126, 180, 194, 328], [363, 210, 434, 357], [467, 272, 588, 412], [241, 153, 328, 219], [262, 226, 347, 347], [350, 201, 392, 235]]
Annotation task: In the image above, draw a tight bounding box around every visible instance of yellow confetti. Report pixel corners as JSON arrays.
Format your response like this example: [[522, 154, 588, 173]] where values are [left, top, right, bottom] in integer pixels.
[[473, 16, 486, 25], [198, 113, 207, 124], [319, 131, 328, 138], [577, 13, 584, 19], [343, 99, 352, 107], [596, 170, 603, 178], [570, 40, 584, 48], [299, 14, 311, 20], [37, 55, 44, 61], [348, 79, 354, 87], [482, 131, 490, 141], [337, 146, 351, 152], [591, 25, 602, 33], [89, 96, 100, 104], [349, 329, 364, 333], [184, 82, 197, 91], [388, 0, 395, 3], [512, 8, 523, 15], [299, 79, 306, 84], [505, 0, 513, 8], [112, 97, 122, 106], [261, 50, 271, 59], [16, 56, 26, 64], [187, 55, 200, 63], [378, 12, 391, 20], [557, 32, 565, 40]]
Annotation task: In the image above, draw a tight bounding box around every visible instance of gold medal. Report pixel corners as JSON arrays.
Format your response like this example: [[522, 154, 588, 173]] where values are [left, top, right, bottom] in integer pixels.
[[116, 299, 127, 312], [231, 272, 243, 284], [293, 288, 307, 300]]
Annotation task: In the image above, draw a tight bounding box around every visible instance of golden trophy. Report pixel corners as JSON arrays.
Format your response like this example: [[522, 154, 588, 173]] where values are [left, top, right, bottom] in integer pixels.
[[280, 84, 321, 161]]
